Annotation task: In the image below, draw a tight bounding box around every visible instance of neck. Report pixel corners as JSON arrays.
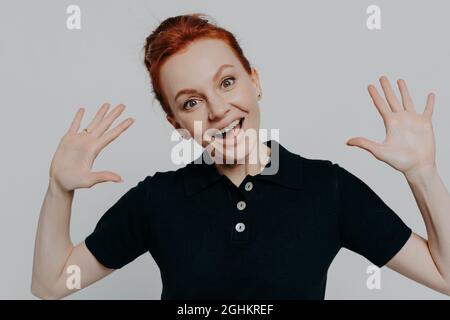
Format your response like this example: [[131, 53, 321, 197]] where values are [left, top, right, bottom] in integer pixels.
[[214, 141, 271, 187]]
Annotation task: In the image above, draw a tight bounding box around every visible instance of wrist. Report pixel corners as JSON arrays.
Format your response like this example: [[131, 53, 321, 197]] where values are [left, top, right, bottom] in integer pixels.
[[48, 176, 73, 198], [404, 163, 438, 186]]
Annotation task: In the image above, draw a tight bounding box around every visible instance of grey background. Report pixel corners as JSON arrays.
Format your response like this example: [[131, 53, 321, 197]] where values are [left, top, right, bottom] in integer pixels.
[[1, 0, 449, 299]]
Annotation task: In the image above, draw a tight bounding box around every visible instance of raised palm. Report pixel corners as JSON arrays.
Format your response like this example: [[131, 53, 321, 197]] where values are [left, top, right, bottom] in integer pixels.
[[49, 103, 135, 191], [346, 76, 436, 175]]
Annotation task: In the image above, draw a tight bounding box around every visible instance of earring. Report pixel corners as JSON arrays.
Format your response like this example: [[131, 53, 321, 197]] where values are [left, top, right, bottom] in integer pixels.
[[180, 131, 190, 139], [258, 93, 262, 100]]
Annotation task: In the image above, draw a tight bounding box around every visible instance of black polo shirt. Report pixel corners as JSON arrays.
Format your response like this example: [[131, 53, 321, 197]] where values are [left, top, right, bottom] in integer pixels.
[[85, 139, 412, 299]]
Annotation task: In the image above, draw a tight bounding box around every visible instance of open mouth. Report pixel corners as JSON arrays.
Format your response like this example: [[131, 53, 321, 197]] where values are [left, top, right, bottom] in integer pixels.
[[213, 117, 244, 140]]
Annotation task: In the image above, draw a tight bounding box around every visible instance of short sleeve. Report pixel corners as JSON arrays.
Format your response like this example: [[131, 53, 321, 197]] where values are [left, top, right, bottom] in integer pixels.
[[334, 164, 412, 268], [84, 176, 152, 269]]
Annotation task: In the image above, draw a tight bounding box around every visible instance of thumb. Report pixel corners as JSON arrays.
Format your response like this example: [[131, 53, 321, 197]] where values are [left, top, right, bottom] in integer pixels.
[[346, 137, 383, 159], [89, 171, 123, 186]]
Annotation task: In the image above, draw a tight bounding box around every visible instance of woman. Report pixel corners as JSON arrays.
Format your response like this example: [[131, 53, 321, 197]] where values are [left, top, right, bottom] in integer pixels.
[[31, 13, 450, 299]]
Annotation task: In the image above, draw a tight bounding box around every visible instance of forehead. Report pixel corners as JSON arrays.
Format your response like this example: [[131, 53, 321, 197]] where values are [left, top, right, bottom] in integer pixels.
[[160, 38, 243, 97]]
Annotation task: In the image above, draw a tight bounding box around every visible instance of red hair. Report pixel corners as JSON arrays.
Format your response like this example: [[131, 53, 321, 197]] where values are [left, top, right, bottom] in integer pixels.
[[143, 13, 253, 115]]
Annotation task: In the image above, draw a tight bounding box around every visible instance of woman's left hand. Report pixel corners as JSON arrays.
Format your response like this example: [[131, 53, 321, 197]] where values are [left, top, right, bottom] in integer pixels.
[[346, 75, 437, 176]]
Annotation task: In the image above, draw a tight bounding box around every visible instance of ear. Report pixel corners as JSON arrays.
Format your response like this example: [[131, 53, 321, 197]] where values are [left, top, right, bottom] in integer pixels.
[[250, 67, 262, 97], [167, 114, 190, 140], [166, 114, 180, 130]]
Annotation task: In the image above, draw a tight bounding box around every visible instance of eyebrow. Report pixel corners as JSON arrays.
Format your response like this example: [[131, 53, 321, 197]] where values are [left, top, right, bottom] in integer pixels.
[[174, 64, 235, 102]]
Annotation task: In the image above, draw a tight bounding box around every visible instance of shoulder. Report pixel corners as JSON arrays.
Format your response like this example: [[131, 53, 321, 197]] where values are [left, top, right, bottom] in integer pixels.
[[140, 164, 190, 195], [300, 155, 336, 171], [278, 141, 336, 171], [268, 141, 343, 191], [295, 152, 377, 201], [283, 143, 339, 187], [300, 155, 339, 188]]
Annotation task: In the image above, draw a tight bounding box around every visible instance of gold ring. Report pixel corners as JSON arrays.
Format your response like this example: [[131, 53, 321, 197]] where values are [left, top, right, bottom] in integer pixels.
[[82, 128, 90, 134]]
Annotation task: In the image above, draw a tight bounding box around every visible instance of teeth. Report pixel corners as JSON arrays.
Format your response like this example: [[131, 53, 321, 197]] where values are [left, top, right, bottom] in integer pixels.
[[216, 119, 240, 136]]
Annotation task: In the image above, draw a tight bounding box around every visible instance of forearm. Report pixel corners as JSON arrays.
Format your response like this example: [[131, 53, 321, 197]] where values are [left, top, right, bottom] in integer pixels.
[[31, 178, 75, 294], [405, 165, 450, 283]]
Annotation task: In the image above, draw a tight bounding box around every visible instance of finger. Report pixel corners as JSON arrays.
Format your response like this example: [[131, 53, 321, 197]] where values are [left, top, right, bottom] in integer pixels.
[[379, 75, 402, 112], [91, 104, 126, 136], [368, 84, 390, 119], [68, 107, 85, 133], [88, 171, 123, 186], [85, 102, 111, 132], [97, 117, 135, 151], [397, 79, 416, 113], [423, 92, 435, 118], [346, 137, 384, 159]]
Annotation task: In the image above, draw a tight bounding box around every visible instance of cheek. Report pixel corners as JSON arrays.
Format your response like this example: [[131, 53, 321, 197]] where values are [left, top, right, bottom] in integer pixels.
[[249, 109, 260, 126], [230, 83, 257, 108], [246, 105, 261, 129], [180, 114, 210, 139]]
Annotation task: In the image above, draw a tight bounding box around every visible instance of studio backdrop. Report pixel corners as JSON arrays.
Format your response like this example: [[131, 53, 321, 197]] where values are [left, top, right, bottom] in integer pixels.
[[1, 0, 450, 299]]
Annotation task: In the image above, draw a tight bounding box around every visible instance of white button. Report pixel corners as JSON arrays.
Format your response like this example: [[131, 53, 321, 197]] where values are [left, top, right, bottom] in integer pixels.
[[237, 201, 246, 211], [244, 181, 253, 191], [235, 222, 246, 232]]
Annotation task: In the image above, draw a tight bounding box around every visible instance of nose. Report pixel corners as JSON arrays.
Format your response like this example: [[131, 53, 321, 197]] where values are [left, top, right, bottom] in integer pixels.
[[207, 95, 230, 121]]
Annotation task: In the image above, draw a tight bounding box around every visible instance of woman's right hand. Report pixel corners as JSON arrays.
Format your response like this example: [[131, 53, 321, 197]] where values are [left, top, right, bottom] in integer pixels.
[[49, 103, 135, 192]]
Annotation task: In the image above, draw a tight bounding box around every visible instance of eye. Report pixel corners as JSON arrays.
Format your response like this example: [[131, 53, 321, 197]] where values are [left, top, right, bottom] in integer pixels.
[[221, 76, 236, 89], [182, 98, 199, 110]]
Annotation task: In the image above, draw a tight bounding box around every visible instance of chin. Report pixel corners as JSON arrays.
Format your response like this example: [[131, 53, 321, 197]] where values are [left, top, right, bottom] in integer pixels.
[[212, 133, 258, 164]]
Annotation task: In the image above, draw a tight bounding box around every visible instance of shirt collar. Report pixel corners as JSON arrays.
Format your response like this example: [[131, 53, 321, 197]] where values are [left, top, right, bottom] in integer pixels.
[[183, 140, 303, 196]]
